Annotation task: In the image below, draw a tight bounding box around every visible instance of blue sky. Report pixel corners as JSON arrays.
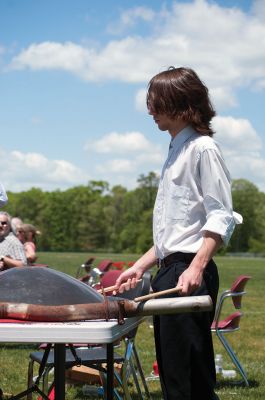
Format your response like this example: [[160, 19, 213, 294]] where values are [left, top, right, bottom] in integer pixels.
[[0, 0, 264, 192]]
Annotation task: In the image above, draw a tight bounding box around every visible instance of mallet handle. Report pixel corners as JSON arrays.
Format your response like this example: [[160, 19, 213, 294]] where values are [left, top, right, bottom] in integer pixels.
[[134, 285, 182, 302], [97, 279, 142, 294]]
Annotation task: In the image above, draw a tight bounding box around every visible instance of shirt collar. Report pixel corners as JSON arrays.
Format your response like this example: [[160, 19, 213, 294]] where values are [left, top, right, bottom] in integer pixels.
[[170, 126, 196, 153]]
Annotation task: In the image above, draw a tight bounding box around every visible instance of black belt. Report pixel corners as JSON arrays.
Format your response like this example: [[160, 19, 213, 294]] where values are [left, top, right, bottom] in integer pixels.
[[157, 252, 196, 268]]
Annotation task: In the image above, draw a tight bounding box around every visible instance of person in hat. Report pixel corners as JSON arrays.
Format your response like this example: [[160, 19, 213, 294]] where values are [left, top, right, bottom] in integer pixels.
[[17, 223, 41, 265]]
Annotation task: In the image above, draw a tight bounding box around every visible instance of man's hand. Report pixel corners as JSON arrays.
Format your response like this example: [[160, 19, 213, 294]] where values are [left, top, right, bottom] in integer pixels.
[[177, 231, 222, 295], [113, 246, 157, 295], [113, 265, 144, 294], [177, 264, 204, 295]]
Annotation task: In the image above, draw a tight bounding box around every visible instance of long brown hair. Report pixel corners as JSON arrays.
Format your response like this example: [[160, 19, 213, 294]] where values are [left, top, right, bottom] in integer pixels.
[[147, 67, 216, 136]]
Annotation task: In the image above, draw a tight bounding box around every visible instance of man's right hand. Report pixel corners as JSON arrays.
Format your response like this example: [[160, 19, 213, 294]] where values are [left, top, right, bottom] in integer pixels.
[[113, 246, 157, 295], [113, 265, 144, 294]]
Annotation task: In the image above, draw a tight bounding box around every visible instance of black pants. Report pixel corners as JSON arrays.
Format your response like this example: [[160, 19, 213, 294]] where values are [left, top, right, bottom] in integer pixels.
[[151, 253, 219, 400]]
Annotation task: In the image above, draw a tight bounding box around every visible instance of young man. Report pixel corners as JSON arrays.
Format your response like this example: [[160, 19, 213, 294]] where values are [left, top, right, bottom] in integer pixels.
[[115, 67, 241, 400]]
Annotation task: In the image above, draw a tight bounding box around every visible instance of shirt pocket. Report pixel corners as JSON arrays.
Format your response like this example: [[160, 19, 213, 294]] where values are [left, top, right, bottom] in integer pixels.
[[166, 184, 190, 223]]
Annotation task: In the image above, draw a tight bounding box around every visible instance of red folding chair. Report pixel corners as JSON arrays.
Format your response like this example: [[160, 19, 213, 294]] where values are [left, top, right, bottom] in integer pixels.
[[97, 259, 113, 273], [75, 257, 95, 280], [100, 269, 123, 292], [111, 261, 126, 270], [211, 275, 251, 386]]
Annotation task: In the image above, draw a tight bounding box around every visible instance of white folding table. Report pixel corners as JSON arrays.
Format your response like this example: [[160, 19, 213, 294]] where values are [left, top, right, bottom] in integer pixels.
[[0, 316, 144, 400]]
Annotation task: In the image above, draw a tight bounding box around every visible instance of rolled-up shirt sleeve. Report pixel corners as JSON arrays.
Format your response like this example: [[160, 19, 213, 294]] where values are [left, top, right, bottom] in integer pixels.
[[198, 148, 242, 245], [0, 182, 8, 207]]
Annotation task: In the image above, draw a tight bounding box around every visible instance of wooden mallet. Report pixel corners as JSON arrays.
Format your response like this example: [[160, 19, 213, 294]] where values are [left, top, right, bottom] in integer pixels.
[[97, 279, 142, 295], [134, 285, 183, 302]]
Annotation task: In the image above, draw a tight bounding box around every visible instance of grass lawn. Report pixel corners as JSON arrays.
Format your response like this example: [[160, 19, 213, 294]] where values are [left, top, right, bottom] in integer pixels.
[[0, 252, 264, 399]]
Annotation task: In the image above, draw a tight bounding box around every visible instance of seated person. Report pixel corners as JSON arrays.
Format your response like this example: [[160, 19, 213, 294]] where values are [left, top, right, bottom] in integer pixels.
[[17, 223, 40, 265], [0, 212, 27, 270], [11, 216, 23, 235]]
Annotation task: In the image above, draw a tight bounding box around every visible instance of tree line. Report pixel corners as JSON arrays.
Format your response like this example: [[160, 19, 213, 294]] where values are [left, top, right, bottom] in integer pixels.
[[3, 173, 265, 255]]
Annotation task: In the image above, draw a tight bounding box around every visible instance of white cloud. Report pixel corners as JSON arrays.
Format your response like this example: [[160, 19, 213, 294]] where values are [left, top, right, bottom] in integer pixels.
[[212, 115, 265, 190], [3, 1, 265, 192], [225, 151, 265, 192], [136, 152, 164, 165], [0, 150, 88, 191], [8, 0, 265, 94], [96, 159, 134, 173], [135, 88, 147, 112], [86, 131, 151, 154], [252, 0, 265, 20], [90, 120, 265, 191], [86, 131, 165, 183], [209, 87, 238, 111], [9, 41, 90, 74], [213, 115, 262, 151], [108, 6, 155, 34]]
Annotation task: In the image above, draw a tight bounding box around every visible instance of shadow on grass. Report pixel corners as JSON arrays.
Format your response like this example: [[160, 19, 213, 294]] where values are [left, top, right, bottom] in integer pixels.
[[216, 379, 259, 389], [74, 387, 164, 399]]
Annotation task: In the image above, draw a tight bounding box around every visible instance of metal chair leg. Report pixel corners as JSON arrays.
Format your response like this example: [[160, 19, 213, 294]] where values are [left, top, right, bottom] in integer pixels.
[[27, 360, 34, 400], [100, 369, 123, 400], [217, 331, 249, 386], [132, 346, 151, 398], [129, 357, 144, 399], [42, 367, 52, 395], [121, 361, 133, 400]]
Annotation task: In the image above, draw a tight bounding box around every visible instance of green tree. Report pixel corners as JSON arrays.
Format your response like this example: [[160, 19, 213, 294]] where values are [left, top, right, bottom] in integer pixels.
[[104, 185, 128, 252], [230, 179, 262, 252], [3, 174, 264, 255]]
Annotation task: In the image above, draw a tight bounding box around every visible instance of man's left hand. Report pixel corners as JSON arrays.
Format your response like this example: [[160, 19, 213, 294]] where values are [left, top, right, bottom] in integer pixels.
[[177, 264, 203, 295]]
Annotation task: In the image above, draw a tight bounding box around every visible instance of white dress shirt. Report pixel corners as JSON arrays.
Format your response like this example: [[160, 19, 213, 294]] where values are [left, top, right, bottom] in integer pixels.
[[153, 126, 242, 259]]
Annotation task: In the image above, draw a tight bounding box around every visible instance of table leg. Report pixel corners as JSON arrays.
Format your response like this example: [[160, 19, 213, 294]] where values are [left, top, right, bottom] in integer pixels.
[[54, 343, 65, 400], [106, 343, 114, 400]]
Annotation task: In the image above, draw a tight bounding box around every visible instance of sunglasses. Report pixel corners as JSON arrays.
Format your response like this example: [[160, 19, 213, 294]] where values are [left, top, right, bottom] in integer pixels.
[[0, 221, 8, 226]]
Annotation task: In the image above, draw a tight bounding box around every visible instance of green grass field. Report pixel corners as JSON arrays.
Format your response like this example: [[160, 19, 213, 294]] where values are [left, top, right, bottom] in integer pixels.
[[0, 252, 264, 399]]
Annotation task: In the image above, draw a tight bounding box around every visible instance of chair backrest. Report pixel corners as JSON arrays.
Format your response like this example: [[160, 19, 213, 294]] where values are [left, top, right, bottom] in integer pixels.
[[97, 259, 113, 272], [230, 275, 251, 309], [75, 257, 95, 278], [83, 257, 95, 272], [111, 261, 126, 270], [213, 274, 251, 327]]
